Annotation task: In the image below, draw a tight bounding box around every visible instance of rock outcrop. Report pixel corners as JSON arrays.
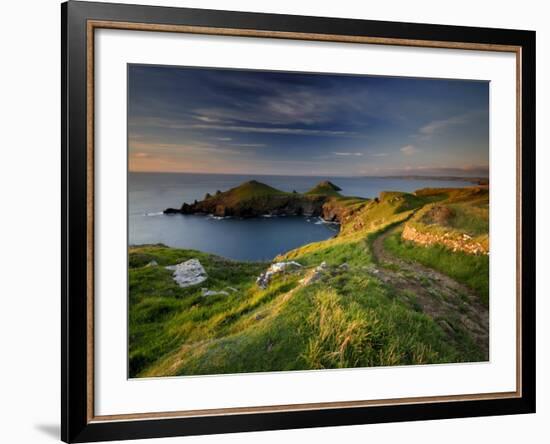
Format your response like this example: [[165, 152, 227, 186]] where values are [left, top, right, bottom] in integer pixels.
[[165, 259, 208, 287], [256, 261, 302, 289], [402, 225, 488, 255]]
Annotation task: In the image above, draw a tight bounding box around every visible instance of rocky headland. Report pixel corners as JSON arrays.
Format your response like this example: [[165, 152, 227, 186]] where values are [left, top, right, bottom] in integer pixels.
[[164, 179, 364, 222]]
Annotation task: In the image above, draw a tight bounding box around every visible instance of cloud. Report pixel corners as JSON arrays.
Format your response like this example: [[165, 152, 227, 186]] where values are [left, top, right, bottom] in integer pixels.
[[193, 79, 372, 127], [231, 143, 267, 148], [129, 140, 246, 156], [187, 124, 354, 137], [418, 110, 485, 138], [194, 115, 222, 123], [332, 152, 363, 156], [215, 137, 232, 141], [133, 118, 356, 137], [400, 145, 419, 155], [371, 153, 389, 157]]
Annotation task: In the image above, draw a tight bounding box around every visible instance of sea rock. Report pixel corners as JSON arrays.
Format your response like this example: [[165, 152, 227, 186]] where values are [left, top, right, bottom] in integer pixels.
[[256, 261, 302, 289], [165, 259, 207, 288]]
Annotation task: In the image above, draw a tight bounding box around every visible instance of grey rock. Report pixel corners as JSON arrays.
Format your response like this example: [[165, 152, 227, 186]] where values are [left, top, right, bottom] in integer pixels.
[[165, 258, 207, 288], [256, 261, 302, 289]]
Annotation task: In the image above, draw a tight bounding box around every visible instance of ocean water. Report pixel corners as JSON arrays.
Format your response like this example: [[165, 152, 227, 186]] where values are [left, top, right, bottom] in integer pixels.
[[129, 173, 472, 261]]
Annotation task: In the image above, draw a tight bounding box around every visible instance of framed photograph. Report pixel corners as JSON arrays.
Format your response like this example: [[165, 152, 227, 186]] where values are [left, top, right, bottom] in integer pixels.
[[62, 1, 536, 442]]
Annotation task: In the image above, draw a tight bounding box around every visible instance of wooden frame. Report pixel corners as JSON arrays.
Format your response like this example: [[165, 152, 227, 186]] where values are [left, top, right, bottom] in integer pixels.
[[62, 1, 536, 442]]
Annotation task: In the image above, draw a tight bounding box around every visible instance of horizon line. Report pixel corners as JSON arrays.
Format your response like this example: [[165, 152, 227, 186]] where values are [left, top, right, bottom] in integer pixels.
[[128, 170, 488, 179]]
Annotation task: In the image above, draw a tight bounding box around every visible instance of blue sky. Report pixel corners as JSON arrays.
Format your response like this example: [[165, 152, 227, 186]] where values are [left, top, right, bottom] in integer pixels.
[[128, 65, 489, 177]]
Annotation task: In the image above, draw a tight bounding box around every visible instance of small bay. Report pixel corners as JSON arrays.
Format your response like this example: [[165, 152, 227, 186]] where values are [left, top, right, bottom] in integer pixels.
[[129, 172, 472, 261]]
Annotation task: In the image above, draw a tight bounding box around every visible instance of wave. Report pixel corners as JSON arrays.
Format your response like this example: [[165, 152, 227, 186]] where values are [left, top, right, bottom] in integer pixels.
[[314, 217, 340, 226], [207, 215, 232, 220]]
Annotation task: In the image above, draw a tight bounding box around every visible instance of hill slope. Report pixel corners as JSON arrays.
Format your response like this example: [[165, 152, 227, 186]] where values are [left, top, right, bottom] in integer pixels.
[[305, 180, 342, 195]]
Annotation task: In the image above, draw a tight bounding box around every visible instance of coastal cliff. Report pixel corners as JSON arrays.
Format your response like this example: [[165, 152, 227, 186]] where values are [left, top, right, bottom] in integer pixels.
[[164, 180, 364, 222]]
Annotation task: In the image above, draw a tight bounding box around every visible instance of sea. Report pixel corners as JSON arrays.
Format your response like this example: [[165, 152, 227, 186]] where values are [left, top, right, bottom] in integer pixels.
[[129, 173, 473, 261]]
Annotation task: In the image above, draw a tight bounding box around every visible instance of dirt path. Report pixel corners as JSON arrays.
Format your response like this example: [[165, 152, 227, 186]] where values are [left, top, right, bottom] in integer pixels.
[[371, 225, 489, 360]]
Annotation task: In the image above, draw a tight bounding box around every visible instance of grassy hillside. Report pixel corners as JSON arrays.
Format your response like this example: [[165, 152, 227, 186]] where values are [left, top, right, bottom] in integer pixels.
[[130, 185, 490, 377], [208, 180, 288, 205], [384, 187, 490, 304], [305, 180, 342, 196]]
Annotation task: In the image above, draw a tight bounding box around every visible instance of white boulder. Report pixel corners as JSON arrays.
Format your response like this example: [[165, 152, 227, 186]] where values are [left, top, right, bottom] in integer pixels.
[[166, 259, 207, 288]]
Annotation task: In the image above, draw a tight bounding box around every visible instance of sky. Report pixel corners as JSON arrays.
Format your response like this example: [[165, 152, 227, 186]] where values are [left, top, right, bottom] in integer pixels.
[[128, 64, 489, 177]]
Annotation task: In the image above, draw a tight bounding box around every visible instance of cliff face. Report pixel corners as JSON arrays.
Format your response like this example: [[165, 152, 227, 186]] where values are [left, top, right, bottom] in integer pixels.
[[164, 180, 364, 222], [188, 193, 328, 218]]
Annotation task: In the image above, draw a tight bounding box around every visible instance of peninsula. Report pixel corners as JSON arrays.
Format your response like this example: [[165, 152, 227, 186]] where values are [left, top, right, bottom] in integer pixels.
[[164, 179, 366, 222]]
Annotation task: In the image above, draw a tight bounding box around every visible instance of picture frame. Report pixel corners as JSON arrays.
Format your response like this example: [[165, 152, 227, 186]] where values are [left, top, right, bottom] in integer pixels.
[[61, 1, 536, 442]]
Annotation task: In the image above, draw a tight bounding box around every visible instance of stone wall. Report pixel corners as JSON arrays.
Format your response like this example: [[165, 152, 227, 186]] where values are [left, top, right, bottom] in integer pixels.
[[402, 224, 488, 255]]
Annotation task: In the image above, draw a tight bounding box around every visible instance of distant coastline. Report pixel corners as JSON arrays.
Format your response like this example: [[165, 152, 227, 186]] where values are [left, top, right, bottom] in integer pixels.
[[130, 171, 488, 185], [374, 175, 489, 185]]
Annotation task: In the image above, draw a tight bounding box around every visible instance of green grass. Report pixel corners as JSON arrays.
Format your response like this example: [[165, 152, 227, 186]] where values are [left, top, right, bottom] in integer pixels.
[[383, 231, 489, 306], [305, 180, 342, 196], [218, 180, 289, 203], [280, 233, 372, 267], [128, 245, 267, 377], [139, 267, 483, 377], [129, 185, 489, 377], [445, 203, 489, 236]]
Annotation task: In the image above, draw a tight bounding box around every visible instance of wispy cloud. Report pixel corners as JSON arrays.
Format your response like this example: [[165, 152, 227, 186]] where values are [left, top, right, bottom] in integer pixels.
[[371, 152, 389, 157], [194, 115, 222, 123], [417, 110, 485, 138], [132, 118, 356, 137], [187, 123, 354, 137], [129, 140, 246, 156], [400, 145, 419, 155], [332, 152, 363, 156], [231, 143, 267, 148], [133, 152, 151, 158], [193, 81, 371, 127]]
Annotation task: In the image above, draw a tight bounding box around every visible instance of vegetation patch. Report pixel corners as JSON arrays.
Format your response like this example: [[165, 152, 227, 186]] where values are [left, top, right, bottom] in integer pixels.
[[384, 230, 489, 306]]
